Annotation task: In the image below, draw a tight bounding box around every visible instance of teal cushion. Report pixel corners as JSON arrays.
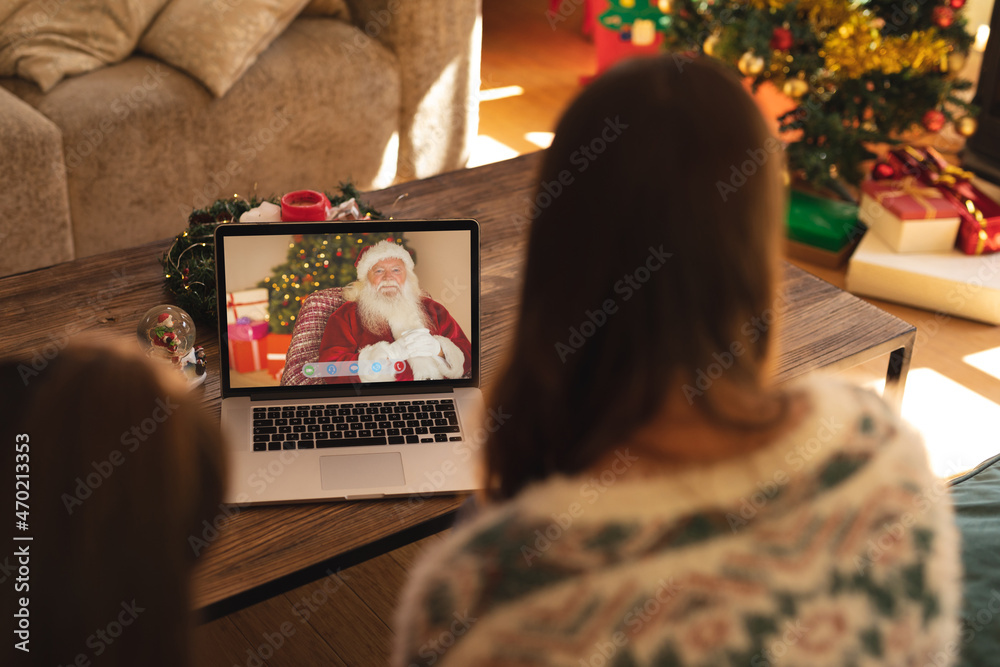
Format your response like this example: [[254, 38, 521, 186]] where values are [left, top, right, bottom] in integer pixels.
[[949, 453, 1000, 667]]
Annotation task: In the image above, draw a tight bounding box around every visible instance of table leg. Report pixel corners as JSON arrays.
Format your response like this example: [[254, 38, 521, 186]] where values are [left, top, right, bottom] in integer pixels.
[[882, 339, 914, 414]]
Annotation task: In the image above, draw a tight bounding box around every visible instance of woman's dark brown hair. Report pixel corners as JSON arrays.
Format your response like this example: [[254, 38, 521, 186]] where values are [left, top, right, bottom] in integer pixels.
[[0, 342, 226, 666], [484, 55, 786, 500]]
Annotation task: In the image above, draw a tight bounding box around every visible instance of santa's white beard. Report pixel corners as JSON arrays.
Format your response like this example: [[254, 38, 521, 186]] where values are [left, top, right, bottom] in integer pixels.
[[356, 277, 428, 338]]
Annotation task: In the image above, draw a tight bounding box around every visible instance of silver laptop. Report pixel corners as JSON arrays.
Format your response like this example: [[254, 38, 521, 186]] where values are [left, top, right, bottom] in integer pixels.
[[215, 219, 484, 504]]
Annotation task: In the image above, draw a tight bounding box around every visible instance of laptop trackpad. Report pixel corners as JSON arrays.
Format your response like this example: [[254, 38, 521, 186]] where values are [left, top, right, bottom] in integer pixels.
[[319, 453, 405, 490]]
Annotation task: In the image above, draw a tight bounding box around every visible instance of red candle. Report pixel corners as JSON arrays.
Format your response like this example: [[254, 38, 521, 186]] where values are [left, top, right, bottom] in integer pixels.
[[280, 190, 331, 221]]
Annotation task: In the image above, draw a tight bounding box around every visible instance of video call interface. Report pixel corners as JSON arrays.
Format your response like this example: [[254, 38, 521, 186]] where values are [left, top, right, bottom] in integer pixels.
[[223, 230, 474, 389]]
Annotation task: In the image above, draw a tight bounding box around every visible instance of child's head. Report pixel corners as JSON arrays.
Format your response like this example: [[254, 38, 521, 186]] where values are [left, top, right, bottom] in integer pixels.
[[486, 54, 787, 499], [0, 341, 227, 666]]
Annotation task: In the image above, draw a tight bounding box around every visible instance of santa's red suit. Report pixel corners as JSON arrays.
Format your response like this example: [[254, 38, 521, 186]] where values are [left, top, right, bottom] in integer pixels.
[[316, 297, 472, 383]]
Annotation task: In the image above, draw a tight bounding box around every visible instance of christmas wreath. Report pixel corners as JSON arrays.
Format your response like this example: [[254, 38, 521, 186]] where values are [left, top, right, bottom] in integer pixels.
[[161, 184, 383, 324]]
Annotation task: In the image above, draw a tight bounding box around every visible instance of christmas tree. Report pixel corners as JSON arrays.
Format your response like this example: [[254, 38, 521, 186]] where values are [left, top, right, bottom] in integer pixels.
[[599, 0, 977, 188], [258, 232, 413, 333]]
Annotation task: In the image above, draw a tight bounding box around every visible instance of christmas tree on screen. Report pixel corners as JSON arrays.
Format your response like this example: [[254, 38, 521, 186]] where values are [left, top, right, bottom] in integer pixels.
[[258, 233, 412, 333], [600, 0, 978, 188]]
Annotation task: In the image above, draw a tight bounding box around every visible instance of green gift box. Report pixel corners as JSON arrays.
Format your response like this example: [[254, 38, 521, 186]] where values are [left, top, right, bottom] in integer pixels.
[[786, 189, 864, 252]]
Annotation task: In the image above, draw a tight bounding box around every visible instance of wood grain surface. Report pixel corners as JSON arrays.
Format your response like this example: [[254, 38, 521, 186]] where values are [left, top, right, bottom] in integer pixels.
[[0, 151, 916, 615]]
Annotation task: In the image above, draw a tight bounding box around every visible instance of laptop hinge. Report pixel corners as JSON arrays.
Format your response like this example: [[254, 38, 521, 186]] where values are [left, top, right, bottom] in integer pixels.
[[248, 385, 457, 402]]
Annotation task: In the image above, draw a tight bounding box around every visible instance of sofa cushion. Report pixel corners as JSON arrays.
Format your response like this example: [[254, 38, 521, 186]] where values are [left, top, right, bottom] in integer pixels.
[[0, 0, 168, 92], [948, 453, 1000, 667], [138, 0, 314, 97], [3, 17, 400, 260]]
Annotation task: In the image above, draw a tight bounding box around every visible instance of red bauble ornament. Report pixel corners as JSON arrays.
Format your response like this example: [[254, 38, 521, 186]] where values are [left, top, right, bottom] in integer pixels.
[[922, 109, 946, 132], [872, 161, 897, 180], [770, 27, 793, 51], [949, 0, 965, 8], [933, 6, 954, 27]]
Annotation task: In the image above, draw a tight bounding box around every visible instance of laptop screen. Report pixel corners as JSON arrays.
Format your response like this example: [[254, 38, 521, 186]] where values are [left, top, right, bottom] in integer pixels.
[[215, 220, 479, 396]]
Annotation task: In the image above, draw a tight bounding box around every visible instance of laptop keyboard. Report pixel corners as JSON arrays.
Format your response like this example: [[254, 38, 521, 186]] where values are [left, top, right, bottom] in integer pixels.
[[250, 399, 461, 451]]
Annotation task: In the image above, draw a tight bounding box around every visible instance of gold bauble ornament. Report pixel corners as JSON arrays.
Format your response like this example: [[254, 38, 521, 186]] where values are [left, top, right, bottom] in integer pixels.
[[948, 51, 966, 73], [957, 116, 978, 137], [658, 0, 672, 12], [738, 51, 765, 76], [621, 0, 635, 7], [703, 33, 720, 56], [782, 78, 809, 98]]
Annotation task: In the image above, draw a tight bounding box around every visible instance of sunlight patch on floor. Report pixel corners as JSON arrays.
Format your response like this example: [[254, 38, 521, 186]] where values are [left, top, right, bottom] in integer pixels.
[[863, 368, 1000, 479], [524, 131, 554, 148], [478, 85, 524, 102], [467, 134, 520, 168], [963, 346, 1000, 382]]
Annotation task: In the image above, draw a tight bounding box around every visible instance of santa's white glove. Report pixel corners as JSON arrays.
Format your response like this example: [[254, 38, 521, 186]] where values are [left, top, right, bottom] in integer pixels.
[[401, 328, 441, 358], [385, 339, 408, 361]]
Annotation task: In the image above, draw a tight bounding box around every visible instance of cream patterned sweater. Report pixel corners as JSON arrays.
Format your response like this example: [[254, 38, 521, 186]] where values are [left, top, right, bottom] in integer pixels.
[[393, 376, 962, 667]]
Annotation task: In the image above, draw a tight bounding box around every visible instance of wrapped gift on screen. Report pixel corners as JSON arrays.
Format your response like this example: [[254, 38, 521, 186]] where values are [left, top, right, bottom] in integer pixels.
[[784, 190, 864, 268], [265, 333, 292, 380], [228, 317, 268, 373], [226, 288, 270, 324], [858, 178, 963, 253]]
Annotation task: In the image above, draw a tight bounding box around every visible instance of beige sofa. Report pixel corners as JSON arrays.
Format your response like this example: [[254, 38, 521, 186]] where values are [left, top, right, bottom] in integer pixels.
[[0, 0, 481, 277]]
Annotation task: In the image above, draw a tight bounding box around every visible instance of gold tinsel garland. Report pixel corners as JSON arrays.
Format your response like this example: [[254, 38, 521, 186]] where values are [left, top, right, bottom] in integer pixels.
[[822, 15, 951, 78], [738, 0, 951, 80]]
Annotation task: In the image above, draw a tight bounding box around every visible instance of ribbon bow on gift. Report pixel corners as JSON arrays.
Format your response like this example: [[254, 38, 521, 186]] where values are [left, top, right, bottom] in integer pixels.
[[893, 146, 994, 255], [873, 176, 946, 217]]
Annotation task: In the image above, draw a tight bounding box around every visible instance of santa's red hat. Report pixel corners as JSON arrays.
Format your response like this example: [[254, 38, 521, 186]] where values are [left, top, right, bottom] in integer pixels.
[[355, 240, 413, 279], [157, 312, 171, 323]]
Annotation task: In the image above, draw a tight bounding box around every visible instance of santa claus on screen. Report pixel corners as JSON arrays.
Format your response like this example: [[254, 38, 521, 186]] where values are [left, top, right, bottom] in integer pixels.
[[316, 240, 472, 382]]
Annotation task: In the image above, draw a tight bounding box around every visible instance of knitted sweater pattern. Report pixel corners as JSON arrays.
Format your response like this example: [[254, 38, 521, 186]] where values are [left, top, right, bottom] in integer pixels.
[[393, 377, 961, 667]]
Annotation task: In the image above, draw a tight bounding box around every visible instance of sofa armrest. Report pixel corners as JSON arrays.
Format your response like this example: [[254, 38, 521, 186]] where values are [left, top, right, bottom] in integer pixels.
[[0, 85, 73, 276], [343, 0, 481, 181]]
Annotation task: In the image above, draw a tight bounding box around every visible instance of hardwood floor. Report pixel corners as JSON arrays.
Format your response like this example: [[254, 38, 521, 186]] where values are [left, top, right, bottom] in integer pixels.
[[195, 0, 1000, 663]]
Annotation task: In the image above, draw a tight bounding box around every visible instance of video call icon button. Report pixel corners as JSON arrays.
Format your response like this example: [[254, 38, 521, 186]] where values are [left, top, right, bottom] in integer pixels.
[[302, 364, 316, 377]]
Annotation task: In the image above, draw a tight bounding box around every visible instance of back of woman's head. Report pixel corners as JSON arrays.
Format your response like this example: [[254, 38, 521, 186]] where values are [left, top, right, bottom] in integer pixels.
[[0, 342, 226, 666], [485, 55, 786, 500]]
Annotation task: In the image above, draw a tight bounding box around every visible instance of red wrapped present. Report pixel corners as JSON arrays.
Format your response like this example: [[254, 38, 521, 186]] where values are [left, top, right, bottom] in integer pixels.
[[227, 317, 268, 373], [265, 333, 292, 380], [858, 177, 962, 253], [888, 146, 1000, 255], [228, 338, 266, 373]]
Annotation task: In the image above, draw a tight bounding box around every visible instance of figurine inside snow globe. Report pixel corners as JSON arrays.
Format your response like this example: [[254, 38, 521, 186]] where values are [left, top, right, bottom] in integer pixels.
[[136, 304, 207, 387]]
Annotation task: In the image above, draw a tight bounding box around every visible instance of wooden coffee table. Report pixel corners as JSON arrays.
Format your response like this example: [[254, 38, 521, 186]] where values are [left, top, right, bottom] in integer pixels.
[[0, 152, 914, 620]]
